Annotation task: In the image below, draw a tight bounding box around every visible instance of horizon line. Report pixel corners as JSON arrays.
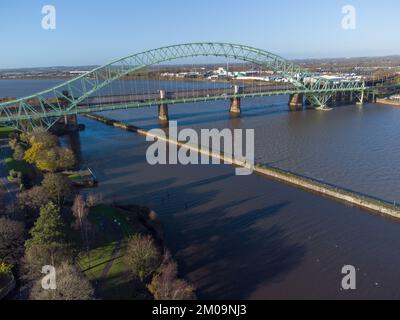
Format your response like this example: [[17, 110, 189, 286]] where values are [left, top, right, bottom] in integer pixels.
[[1, 53, 400, 71]]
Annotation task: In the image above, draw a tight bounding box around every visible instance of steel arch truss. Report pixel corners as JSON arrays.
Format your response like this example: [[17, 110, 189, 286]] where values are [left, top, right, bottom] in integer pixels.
[[0, 43, 367, 130]]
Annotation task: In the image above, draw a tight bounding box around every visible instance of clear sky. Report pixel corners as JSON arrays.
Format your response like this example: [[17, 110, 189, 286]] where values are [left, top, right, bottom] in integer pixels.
[[1, 0, 399, 68]]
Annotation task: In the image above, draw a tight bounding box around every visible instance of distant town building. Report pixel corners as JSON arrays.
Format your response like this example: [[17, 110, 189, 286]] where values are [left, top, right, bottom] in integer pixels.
[[69, 71, 88, 75]]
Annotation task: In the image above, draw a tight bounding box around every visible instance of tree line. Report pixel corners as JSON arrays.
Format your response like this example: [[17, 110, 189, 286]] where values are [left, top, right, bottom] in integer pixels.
[[1, 128, 195, 300]]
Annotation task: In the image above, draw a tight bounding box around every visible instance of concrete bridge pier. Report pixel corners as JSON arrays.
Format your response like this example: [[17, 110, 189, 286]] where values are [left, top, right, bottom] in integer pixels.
[[334, 92, 351, 105], [60, 91, 77, 126], [356, 90, 365, 106], [370, 92, 377, 103], [54, 113, 80, 134], [342, 92, 351, 104], [53, 90, 81, 133], [334, 92, 343, 105], [158, 90, 169, 122], [229, 85, 242, 114], [288, 93, 303, 111], [62, 114, 78, 126]]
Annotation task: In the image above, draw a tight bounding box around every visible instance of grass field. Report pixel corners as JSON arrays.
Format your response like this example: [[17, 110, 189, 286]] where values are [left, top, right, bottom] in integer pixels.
[[78, 205, 149, 299]]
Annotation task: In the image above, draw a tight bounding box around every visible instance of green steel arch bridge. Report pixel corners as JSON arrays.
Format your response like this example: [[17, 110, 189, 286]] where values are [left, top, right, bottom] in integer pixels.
[[0, 42, 387, 131]]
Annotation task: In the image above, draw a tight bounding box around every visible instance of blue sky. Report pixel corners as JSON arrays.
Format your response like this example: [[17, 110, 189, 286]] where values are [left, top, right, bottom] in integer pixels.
[[1, 0, 399, 68]]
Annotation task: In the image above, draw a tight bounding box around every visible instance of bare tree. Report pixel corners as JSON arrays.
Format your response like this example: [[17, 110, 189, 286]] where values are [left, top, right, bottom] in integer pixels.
[[18, 186, 50, 211], [30, 262, 95, 300], [13, 144, 25, 161], [0, 218, 25, 265], [147, 260, 196, 300], [25, 128, 58, 148], [71, 195, 95, 267], [72, 195, 89, 233], [86, 193, 102, 208], [57, 148, 76, 170], [124, 234, 161, 282], [22, 243, 72, 282], [42, 173, 72, 205]]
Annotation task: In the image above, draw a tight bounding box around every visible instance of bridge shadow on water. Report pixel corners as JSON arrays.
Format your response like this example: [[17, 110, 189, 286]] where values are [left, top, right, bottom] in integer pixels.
[[167, 200, 306, 299], [80, 115, 307, 299], [101, 166, 306, 299], [103, 172, 233, 207]]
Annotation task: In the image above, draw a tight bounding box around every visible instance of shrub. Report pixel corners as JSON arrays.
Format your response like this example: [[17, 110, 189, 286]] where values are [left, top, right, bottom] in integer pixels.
[[13, 144, 25, 161], [0, 261, 13, 274], [86, 193, 102, 208], [7, 169, 21, 181], [9, 138, 18, 151]]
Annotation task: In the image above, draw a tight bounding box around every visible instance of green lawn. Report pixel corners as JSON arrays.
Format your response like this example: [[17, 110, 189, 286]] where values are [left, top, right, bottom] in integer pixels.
[[79, 240, 119, 279], [0, 127, 14, 140], [68, 173, 82, 181], [91, 205, 136, 237], [0, 127, 14, 134], [77, 205, 147, 299]]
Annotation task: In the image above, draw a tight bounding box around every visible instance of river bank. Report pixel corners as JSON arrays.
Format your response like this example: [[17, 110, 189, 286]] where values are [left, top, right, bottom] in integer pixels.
[[376, 98, 400, 107]]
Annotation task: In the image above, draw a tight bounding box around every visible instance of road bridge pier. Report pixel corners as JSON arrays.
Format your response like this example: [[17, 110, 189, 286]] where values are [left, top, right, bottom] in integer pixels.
[[158, 90, 169, 122], [53, 90, 80, 133], [369, 91, 377, 103], [229, 85, 242, 114], [331, 92, 354, 105], [60, 114, 78, 126], [356, 90, 365, 106], [288, 94, 304, 111]]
